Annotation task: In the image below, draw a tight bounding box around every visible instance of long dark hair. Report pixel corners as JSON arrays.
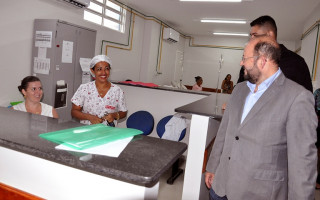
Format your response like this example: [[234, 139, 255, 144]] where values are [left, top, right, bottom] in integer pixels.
[[18, 76, 41, 95], [195, 76, 202, 82], [224, 74, 231, 81]]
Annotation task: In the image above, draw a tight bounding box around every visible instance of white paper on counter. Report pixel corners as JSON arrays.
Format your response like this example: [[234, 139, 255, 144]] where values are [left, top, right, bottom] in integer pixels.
[[55, 136, 133, 157]]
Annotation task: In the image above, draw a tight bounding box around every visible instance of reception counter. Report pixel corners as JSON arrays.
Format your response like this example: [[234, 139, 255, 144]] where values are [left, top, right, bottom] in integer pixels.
[[116, 83, 210, 140], [0, 107, 187, 199]]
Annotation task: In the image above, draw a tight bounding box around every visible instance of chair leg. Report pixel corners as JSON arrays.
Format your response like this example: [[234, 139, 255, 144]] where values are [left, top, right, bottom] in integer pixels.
[[167, 159, 183, 185]]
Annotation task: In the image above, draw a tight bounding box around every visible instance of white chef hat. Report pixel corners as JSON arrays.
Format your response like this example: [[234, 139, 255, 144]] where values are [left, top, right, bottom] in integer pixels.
[[89, 55, 112, 77]]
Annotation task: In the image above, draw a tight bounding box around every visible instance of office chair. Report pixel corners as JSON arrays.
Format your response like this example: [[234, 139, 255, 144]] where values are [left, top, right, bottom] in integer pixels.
[[156, 115, 186, 184], [156, 115, 186, 141], [126, 110, 154, 135]]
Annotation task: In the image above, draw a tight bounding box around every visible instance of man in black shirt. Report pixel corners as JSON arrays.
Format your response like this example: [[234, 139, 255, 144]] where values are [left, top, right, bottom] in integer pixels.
[[237, 15, 313, 93]]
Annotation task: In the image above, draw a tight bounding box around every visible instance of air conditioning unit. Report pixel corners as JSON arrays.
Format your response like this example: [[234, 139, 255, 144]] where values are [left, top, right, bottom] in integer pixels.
[[60, 0, 90, 8], [163, 28, 180, 43]]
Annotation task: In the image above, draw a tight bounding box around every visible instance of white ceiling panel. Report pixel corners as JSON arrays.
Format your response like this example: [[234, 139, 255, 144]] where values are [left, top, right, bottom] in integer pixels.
[[119, 0, 320, 41]]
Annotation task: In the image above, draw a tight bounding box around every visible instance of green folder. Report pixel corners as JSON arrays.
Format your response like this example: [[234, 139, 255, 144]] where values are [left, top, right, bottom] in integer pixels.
[[39, 124, 143, 150], [10, 101, 23, 106]]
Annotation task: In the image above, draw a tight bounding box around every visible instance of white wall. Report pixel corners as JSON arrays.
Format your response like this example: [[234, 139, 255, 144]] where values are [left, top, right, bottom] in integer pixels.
[[303, 3, 320, 33], [301, 3, 320, 90], [182, 36, 247, 88], [106, 12, 145, 82]]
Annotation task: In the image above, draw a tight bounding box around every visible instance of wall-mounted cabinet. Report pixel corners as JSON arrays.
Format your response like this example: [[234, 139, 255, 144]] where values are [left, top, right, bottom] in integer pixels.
[[32, 19, 96, 121]]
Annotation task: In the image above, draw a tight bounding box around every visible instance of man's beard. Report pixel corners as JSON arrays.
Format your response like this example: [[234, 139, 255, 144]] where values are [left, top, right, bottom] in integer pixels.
[[244, 63, 260, 84]]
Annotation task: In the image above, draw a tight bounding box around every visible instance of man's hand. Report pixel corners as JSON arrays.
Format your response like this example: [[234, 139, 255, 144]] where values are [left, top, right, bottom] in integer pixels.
[[205, 171, 215, 188]]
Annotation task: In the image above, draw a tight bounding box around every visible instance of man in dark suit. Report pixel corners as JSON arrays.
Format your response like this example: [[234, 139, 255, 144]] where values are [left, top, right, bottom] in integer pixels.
[[205, 37, 317, 200], [237, 15, 313, 93]]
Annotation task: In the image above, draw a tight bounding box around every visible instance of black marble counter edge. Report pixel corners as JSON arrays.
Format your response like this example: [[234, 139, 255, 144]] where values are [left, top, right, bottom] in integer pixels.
[[174, 109, 223, 120], [0, 137, 187, 188], [113, 81, 212, 96]]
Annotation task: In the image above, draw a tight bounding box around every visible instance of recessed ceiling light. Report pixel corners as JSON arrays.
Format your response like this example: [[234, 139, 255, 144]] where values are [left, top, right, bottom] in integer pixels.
[[213, 32, 249, 36], [180, 0, 242, 2], [201, 19, 246, 24]]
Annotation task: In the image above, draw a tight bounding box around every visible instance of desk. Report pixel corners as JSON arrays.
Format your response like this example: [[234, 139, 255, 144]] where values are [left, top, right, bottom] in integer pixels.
[[0, 107, 187, 199], [175, 93, 229, 200]]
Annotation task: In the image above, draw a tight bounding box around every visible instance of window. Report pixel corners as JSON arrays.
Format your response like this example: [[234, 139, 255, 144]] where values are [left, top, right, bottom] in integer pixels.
[[84, 0, 126, 32]]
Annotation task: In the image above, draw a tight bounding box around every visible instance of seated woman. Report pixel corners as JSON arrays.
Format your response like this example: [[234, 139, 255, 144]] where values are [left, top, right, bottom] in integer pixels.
[[12, 76, 59, 118], [192, 76, 203, 91], [221, 74, 234, 94], [71, 55, 127, 126]]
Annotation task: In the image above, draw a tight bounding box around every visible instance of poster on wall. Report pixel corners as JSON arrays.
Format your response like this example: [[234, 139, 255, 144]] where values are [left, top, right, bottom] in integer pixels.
[[62, 41, 73, 63], [35, 31, 52, 48], [33, 57, 50, 75], [80, 58, 92, 84]]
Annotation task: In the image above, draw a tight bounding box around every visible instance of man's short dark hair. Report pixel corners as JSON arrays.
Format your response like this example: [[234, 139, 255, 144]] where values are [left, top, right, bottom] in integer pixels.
[[250, 15, 277, 38]]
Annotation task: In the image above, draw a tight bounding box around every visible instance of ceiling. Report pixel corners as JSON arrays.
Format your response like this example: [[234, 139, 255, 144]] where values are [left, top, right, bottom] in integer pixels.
[[119, 0, 320, 41]]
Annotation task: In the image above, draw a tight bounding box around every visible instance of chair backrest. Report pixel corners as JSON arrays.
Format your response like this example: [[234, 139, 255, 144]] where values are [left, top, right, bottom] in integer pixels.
[[126, 110, 154, 135], [156, 115, 186, 141]]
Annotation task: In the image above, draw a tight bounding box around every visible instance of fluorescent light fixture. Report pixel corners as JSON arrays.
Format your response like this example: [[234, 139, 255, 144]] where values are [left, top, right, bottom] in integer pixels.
[[180, 0, 242, 2], [201, 19, 246, 24], [213, 32, 249, 36]]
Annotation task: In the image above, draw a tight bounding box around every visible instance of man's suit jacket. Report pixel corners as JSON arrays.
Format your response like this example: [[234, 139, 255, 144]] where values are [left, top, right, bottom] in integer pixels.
[[206, 73, 318, 200], [279, 44, 313, 93]]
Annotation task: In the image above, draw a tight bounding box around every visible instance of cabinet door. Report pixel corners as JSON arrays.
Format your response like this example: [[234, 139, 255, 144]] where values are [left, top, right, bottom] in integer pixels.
[[32, 19, 58, 108], [53, 22, 78, 120], [73, 28, 97, 94]]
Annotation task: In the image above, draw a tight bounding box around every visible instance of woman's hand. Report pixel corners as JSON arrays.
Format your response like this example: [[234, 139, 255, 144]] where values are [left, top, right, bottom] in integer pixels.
[[88, 115, 103, 124], [71, 103, 103, 124], [102, 112, 116, 123]]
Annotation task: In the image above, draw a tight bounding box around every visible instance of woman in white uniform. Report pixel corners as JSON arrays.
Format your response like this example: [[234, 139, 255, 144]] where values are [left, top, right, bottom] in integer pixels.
[[12, 76, 59, 118], [71, 55, 127, 126]]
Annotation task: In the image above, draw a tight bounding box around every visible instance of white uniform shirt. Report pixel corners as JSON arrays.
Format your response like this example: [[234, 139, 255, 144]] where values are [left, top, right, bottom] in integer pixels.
[[13, 102, 53, 118], [71, 81, 127, 125]]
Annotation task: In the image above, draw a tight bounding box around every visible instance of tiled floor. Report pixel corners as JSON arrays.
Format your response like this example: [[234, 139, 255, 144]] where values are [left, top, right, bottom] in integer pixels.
[[316, 189, 320, 200], [158, 158, 186, 200]]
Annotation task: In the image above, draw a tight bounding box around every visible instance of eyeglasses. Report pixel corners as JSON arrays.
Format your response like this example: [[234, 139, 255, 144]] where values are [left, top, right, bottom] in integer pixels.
[[241, 55, 259, 62], [249, 33, 267, 38]]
